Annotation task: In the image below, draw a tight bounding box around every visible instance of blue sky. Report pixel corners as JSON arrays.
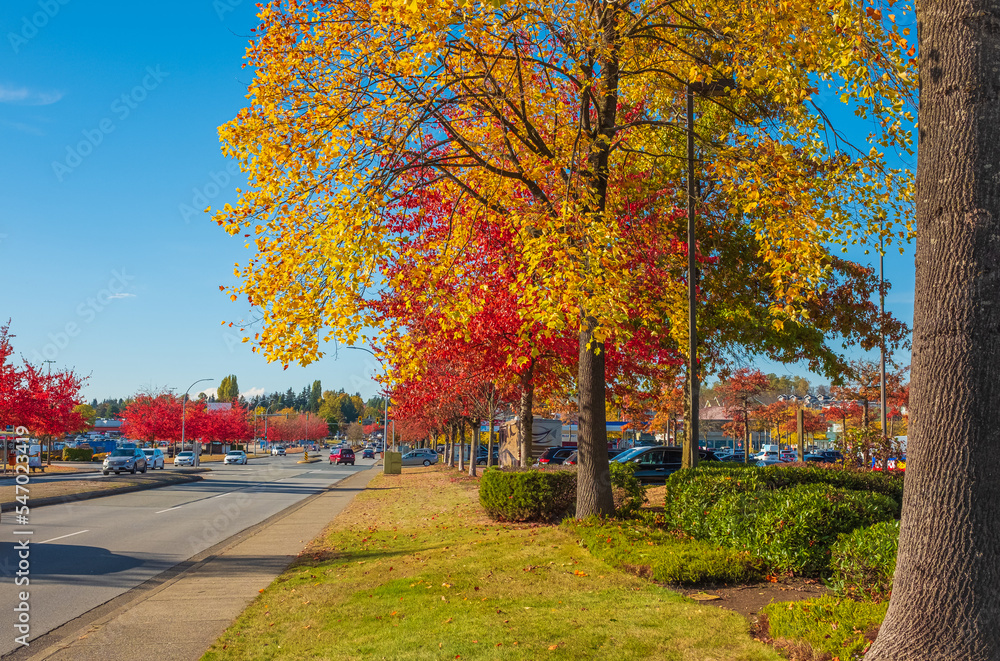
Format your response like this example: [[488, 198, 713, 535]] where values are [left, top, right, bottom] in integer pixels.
[[0, 0, 383, 402], [0, 1, 916, 403]]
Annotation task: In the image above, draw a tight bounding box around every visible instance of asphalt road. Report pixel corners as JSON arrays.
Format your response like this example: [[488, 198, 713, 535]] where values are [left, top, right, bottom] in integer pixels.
[[0, 456, 372, 656]]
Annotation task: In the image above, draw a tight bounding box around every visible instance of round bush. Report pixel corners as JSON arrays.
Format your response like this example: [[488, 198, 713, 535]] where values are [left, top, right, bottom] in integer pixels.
[[705, 484, 899, 575], [479, 467, 576, 522]]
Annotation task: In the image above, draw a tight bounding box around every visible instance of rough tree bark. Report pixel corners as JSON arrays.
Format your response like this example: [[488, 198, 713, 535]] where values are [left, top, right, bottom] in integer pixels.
[[576, 316, 615, 517], [458, 418, 466, 472], [445, 423, 454, 468], [865, 2, 1000, 657], [469, 417, 478, 477], [518, 361, 534, 467]]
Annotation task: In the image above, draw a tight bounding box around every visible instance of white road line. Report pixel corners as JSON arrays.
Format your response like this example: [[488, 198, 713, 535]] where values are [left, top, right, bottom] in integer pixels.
[[155, 506, 182, 514], [39, 530, 89, 544], [211, 492, 232, 499]]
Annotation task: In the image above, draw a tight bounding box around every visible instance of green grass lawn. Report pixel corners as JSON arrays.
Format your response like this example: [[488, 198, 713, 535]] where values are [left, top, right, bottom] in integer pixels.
[[202, 468, 782, 661]]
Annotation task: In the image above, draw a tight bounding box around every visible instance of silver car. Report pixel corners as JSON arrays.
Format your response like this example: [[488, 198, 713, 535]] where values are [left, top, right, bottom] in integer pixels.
[[103, 448, 148, 475], [400, 449, 438, 467], [142, 448, 165, 470], [174, 451, 195, 467]]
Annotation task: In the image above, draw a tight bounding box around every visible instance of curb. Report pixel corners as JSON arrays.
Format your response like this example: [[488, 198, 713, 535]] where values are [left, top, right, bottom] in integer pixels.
[[0, 471, 208, 512]]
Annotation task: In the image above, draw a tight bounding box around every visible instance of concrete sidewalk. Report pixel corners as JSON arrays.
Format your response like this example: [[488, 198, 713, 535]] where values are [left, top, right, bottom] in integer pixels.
[[16, 466, 380, 661]]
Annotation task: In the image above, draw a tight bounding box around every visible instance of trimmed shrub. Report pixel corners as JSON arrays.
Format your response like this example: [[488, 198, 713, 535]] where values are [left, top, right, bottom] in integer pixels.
[[664, 464, 904, 538], [705, 484, 898, 575], [828, 519, 899, 600], [609, 461, 646, 516], [762, 595, 887, 659], [479, 467, 576, 522], [63, 447, 94, 462], [565, 517, 764, 585]]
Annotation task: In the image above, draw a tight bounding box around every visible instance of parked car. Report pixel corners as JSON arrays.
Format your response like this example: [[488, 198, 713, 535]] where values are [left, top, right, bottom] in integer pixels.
[[819, 450, 844, 463], [535, 447, 575, 466], [401, 449, 438, 466], [803, 453, 829, 463], [476, 447, 499, 465], [142, 448, 165, 470], [224, 450, 248, 465], [756, 458, 787, 467], [619, 446, 720, 483], [362, 448, 375, 459], [173, 451, 195, 467], [564, 449, 625, 465], [103, 448, 148, 475], [719, 452, 748, 463], [330, 448, 355, 465], [272, 446, 286, 456]]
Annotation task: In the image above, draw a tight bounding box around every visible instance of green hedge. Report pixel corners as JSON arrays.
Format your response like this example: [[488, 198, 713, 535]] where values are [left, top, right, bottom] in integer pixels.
[[828, 519, 899, 600], [609, 461, 646, 516], [704, 484, 898, 575], [479, 468, 577, 522], [62, 447, 94, 462], [663, 464, 904, 539], [479, 463, 646, 522], [565, 517, 764, 585]]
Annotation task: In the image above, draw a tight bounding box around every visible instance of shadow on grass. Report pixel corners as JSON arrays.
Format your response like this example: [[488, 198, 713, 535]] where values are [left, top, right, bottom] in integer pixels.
[[291, 542, 449, 568]]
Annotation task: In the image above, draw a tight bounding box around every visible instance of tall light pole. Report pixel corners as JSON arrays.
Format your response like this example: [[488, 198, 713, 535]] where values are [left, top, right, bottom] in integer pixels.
[[879, 239, 888, 463], [182, 379, 212, 467], [262, 401, 280, 450], [685, 79, 736, 469]]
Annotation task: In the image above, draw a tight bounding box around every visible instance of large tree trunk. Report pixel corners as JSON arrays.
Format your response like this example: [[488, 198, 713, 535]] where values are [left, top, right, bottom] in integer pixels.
[[576, 316, 615, 518], [866, 2, 1000, 657], [458, 419, 465, 472], [469, 417, 478, 477], [445, 423, 453, 468], [518, 362, 535, 467]]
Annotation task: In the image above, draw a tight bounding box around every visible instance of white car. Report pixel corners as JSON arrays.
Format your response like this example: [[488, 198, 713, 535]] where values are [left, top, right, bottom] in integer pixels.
[[224, 450, 248, 465], [271, 446, 286, 456], [174, 451, 195, 467], [142, 448, 165, 470]]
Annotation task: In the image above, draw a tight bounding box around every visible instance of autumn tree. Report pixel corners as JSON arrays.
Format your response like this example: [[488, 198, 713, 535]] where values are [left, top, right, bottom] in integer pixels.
[[716, 368, 768, 462], [216, 0, 916, 517], [217, 374, 240, 403]]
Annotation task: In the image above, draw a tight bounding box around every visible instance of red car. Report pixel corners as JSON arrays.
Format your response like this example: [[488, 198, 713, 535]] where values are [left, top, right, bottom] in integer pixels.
[[330, 448, 355, 465]]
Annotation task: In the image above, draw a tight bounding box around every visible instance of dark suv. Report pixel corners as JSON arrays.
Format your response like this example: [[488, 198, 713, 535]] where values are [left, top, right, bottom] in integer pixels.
[[330, 448, 355, 465], [536, 447, 575, 465], [626, 446, 719, 483]]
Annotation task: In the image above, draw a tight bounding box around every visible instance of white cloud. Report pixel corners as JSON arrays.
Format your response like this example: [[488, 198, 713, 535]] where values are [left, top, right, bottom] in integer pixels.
[[241, 387, 266, 398], [198, 387, 217, 398], [0, 84, 62, 106], [107, 293, 136, 300]]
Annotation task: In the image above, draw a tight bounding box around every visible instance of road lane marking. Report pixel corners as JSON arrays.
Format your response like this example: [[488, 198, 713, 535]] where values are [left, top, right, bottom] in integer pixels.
[[39, 530, 89, 544], [155, 506, 182, 513], [210, 492, 233, 499]]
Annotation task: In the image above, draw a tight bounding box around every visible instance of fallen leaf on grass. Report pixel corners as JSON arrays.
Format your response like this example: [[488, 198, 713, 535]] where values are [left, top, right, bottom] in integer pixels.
[[689, 593, 721, 601]]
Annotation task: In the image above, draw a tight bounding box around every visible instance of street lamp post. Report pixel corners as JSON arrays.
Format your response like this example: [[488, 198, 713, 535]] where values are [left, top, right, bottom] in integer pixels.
[[262, 402, 280, 451], [182, 378, 212, 467], [684, 79, 736, 469]]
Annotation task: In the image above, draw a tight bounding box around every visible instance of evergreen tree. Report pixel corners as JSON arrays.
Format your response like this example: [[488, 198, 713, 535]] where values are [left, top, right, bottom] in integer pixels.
[[217, 374, 240, 402]]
